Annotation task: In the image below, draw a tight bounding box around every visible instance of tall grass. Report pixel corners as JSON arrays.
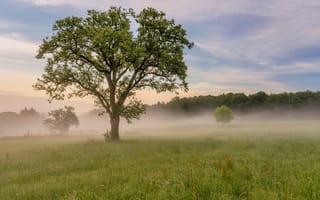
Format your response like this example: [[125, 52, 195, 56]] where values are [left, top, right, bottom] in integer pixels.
[[1, 122, 320, 199]]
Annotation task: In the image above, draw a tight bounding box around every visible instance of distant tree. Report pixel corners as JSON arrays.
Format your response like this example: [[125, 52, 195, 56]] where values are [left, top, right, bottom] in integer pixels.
[[44, 106, 79, 134], [231, 93, 248, 110], [19, 107, 42, 121], [34, 7, 193, 140], [19, 107, 43, 135], [213, 105, 233, 124], [20, 107, 38, 117], [0, 112, 20, 134], [248, 91, 268, 109]]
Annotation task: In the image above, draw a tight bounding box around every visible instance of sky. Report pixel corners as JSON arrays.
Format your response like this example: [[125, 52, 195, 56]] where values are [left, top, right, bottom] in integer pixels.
[[0, 0, 320, 113]]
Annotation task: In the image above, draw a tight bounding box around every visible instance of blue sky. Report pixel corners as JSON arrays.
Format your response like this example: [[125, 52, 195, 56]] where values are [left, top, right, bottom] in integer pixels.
[[0, 0, 320, 112]]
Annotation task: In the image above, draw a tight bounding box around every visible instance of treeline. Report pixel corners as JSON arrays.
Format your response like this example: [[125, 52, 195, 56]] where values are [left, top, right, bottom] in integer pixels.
[[148, 91, 320, 113], [0, 108, 43, 135], [0, 108, 107, 136]]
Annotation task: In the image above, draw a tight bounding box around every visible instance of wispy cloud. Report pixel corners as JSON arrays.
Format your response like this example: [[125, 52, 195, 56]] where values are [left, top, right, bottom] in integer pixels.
[[11, 0, 286, 21], [0, 18, 44, 99], [271, 61, 320, 74], [0, 32, 41, 71], [0, 93, 93, 113], [188, 66, 290, 94], [14, 0, 320, 64], [0, 19, 11, 29], [194, 1, 320, 65]]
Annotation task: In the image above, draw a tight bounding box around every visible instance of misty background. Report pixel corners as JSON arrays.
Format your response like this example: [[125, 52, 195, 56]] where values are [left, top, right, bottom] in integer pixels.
[[1, 91, 320, 137]]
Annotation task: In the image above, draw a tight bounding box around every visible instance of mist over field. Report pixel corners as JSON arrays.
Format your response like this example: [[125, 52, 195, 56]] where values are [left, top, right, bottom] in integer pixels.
[[1, 106, 320, 138]]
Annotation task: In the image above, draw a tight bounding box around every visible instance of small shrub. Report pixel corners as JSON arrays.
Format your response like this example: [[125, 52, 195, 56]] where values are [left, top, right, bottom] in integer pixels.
[[213, 105, 233, 124]]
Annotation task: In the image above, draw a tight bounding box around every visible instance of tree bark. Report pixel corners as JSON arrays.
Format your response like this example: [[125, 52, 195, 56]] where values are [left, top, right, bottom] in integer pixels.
[[110, 114, 120, 141]]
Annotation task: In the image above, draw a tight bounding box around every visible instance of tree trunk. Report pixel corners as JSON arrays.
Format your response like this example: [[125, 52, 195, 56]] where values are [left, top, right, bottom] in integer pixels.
[[110, 114, 120, 141]]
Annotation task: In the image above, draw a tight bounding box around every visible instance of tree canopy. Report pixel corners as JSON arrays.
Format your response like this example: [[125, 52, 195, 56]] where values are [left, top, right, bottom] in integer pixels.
[[34, 7, 193, 140]]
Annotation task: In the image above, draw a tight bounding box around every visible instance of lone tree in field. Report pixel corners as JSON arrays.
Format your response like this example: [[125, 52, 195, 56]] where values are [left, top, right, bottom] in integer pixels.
[[213, 105, 233, 124], [34, 7, 193, 140], [44, 106, 79, 134]]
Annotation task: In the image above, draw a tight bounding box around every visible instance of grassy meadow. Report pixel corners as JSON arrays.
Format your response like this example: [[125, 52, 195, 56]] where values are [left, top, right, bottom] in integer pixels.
[[1, 121, 320, 199]]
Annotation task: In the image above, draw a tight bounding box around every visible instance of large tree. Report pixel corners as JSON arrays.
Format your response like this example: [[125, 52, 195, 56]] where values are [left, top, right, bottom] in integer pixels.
[[34, 7, 193, 140]]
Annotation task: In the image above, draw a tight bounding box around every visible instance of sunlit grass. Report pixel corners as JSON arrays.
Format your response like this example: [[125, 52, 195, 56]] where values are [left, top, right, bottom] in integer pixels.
[[1, 121, 320, 199]]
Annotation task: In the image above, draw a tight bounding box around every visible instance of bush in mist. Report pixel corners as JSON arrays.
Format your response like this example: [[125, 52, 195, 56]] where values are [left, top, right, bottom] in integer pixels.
[[44, 106, 79, 134], [213, 105, 233, 124]]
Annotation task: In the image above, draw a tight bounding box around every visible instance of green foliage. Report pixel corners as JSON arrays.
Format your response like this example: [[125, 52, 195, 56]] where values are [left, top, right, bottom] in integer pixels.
[[44, 106, 79, 134], [34, 7, 193, 139], [213, 105, 233, 123]]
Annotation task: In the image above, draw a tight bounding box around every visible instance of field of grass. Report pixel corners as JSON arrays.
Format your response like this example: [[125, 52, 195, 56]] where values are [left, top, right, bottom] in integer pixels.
[[1, 121, 320, 199]]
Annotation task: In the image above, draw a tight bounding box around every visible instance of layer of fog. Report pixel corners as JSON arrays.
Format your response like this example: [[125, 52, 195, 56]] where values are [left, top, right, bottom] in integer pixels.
[[1, 107, 320, 138]]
